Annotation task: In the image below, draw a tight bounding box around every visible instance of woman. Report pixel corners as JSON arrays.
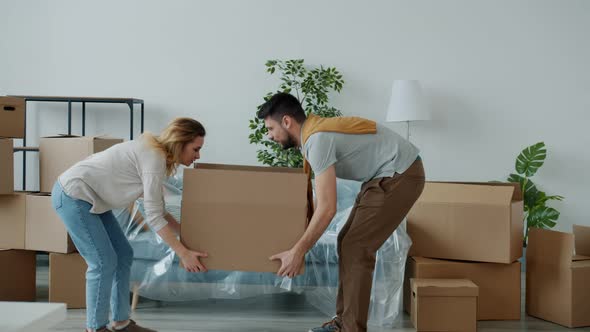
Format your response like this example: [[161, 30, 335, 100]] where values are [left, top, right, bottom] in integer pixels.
[[52, 118, 208, 332]]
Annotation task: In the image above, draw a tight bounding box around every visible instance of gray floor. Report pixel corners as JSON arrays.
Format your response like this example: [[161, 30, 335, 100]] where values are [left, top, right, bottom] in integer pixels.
[[36, 255, 589, 332]]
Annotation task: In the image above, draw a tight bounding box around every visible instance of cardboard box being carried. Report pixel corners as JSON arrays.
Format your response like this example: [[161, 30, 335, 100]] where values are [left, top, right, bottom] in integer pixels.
[[0, 97, 25, 138], [408, 181, 523, 264], [49, 253, 87, 309], [39, 135, 123, 193], [26, 193, 76, 253], [181, 163, 308, 273], [410, 278, 478, 332], [0, 249, 36, 301], [0, 138, 14, 194], [405, 257, 520, 320], [526, 225, 590, 328], [0, 193, 26, 249]]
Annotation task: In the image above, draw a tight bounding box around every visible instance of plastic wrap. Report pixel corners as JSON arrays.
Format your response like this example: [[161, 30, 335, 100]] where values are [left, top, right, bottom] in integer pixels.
[[116, 167, 411, 327]]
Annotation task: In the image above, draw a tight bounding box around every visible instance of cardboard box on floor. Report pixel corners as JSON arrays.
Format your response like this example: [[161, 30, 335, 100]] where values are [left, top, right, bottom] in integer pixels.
[[26, 193, 76, 253], [181, 163, 308, 273], [408, 181, 523, 264], [0, 138, 14, 194], [49, 253, 87, 309], [0, 97, 25, 138], [0, 193, 27, 249], [39, 135, 123, 193], [526, 225, 590, 328], [410, 278, 478, 332], [0, 249, 36, 301], [405, 257, 520, 320]]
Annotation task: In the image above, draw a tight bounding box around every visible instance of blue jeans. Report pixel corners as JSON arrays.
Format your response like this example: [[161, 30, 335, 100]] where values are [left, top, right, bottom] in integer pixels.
[[52, 181, 133, 330]]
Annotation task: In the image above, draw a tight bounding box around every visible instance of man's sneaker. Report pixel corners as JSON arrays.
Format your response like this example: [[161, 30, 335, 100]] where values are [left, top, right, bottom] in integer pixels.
[[308, 316, 342, 332], [112, 320, 157, 332]]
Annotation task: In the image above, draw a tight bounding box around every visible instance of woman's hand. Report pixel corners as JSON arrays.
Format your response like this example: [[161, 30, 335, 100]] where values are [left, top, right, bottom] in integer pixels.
[[179, 248, 208, 273]]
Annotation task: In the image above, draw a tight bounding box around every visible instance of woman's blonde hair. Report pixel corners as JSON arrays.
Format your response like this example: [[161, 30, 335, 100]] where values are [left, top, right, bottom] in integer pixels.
[[143, 117, 206, 176]]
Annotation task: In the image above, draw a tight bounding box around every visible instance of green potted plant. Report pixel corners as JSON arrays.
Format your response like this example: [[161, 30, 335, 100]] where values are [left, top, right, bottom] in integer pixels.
[[507, 142, 564, 247], [248, 59, 344, 168]]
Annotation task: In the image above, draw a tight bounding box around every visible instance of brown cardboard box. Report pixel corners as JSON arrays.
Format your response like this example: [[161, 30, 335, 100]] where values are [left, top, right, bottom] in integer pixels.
[[0, 138, 14, 194], [410, 278, 478, 332], [0, 193, 26, 249], [0, 97, 25, 138], [408, 181, 524, 264], [405, 257, 521, 320], [26, 193, 76, 253], [39, 135, 123, 192], [181, 163, 308, 273], [0, 249, 36, 301], [526, 225, 590, 328], [49, 253, 87, 308]]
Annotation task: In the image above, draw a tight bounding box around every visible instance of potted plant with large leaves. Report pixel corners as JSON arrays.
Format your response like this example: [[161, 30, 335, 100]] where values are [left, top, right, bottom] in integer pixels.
[[248, 59, 344, 168], [507, 142, 564, 247]]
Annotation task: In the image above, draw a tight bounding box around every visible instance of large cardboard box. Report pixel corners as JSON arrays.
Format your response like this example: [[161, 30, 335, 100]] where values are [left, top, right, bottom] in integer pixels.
[[0, 193, 27, 249], [526, 225, 590, 328], [39, 135, 123, 192], [0, 138, 14, 194], [0, 249, 36, 301], [410, 278, 478, 332], [0, 97, 25, 138], [405, 257, 521, 320], [49, 253, 87, 309], [408, 182, 524, 264], [181, 163, 308, 273], [26, 193, 76, 253]]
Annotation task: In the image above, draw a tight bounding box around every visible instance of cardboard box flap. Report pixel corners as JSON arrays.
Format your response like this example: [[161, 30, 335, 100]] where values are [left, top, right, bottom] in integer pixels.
[[196, 163, 303, 174], [418, 182, 520, 205], [572, 255, 590, 261], [573, 225, 590, 257], [427, 181, 522, 201], [527, 227, 574, 266], [411, 278, 478, 297]]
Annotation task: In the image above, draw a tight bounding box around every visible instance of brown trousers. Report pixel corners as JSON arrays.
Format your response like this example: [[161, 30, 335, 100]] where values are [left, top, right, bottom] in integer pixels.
[[336, 159, 425, 332]]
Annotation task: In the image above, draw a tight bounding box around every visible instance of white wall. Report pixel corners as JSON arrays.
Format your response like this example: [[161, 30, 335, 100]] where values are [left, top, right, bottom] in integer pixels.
[[1, 0, 589, 231]]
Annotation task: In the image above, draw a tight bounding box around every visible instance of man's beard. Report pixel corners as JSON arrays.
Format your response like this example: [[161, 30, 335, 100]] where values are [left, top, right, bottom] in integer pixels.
[[280, 134, 297, 150]]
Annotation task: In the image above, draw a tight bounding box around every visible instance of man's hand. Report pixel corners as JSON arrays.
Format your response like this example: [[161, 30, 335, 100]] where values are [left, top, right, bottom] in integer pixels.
[[269, 247, 305, 278]]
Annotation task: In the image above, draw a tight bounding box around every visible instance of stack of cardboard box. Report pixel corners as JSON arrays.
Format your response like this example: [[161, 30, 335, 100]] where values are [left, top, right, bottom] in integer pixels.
[[1, 96, 121, 307], [0, 97, 36, 302], [405, 181, 524, 330]]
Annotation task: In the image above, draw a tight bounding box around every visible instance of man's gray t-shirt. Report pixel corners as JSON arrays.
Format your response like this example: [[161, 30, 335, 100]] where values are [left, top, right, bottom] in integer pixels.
[[301, 123, 420, 182]]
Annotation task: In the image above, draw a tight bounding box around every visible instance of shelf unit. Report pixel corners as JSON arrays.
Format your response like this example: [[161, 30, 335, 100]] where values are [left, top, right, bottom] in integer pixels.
[[8, 96, 145, 190]]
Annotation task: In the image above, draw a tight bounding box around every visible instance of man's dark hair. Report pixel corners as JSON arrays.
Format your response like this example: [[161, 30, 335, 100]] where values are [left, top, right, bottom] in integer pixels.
[[256, 92, 306, 123]]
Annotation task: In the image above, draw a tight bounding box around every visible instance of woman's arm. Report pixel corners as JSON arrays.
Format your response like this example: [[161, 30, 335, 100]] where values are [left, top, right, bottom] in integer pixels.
[[164, 212, 180, 236]]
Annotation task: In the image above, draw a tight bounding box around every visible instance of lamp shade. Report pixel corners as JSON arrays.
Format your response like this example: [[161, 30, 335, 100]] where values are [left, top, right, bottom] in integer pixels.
[[386, 80, 430, 122]]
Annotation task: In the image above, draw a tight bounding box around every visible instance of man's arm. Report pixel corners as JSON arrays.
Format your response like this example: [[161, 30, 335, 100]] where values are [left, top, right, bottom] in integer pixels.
[[270, 165, 337, 277], [295, 165, 337, 254]]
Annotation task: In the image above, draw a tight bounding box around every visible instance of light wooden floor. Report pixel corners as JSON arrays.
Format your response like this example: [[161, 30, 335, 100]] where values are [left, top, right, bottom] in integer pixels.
[[36, 255, 588, 332]]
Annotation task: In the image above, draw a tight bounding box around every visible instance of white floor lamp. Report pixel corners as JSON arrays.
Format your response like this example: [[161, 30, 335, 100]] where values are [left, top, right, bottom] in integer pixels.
[[386, 80, 431, 141]]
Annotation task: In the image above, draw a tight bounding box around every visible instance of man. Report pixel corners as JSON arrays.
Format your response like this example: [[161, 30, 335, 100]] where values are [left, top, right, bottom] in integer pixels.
[[264, 93, 425, 332]]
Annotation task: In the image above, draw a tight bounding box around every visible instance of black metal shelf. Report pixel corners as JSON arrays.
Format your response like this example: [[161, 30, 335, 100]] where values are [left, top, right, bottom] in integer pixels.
[[9, 95, 145, 190]]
